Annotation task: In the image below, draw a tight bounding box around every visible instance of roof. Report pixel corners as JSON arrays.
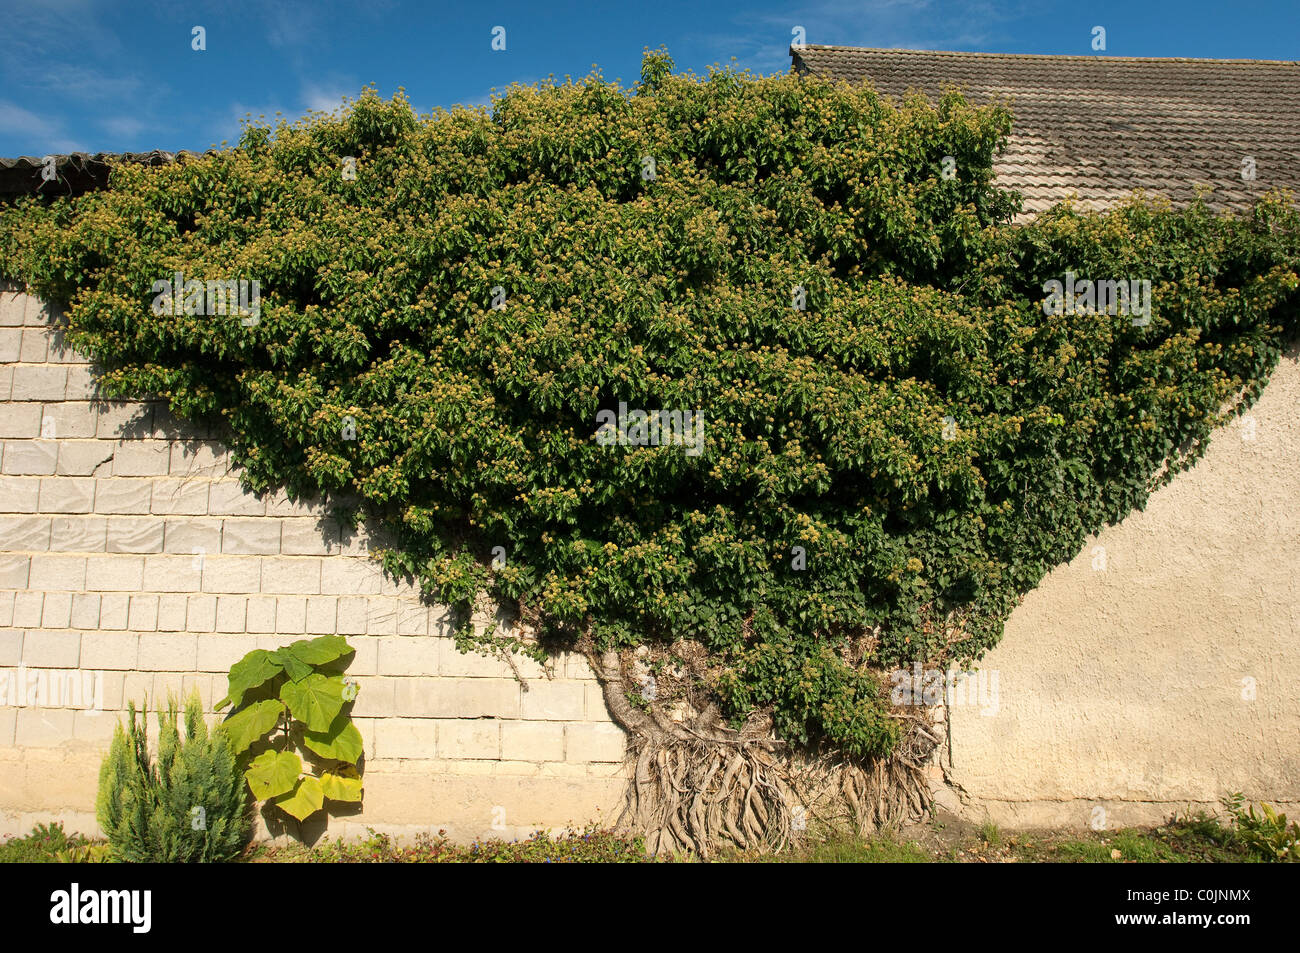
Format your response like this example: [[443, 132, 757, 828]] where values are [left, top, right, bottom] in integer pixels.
[[789, 45, 1300, 215], [0, 152, 196, 203]]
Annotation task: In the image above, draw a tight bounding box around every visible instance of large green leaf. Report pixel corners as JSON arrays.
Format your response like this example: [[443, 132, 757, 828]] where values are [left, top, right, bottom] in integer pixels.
[[273, 775, 325, 821], [320, 767, 363, 802], [271, 648, 314, 683], [221, 698, 285, 753], [302, 713, 364, 763], [279, 673, 345, 732], [245, 749, 302, 801], [216, 649, 285, 710], [286, 635, 353, 666]]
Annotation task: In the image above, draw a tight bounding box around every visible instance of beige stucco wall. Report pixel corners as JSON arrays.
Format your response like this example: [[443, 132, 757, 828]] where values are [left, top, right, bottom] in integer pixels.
[[943, 342, 1300, 829], [1, 283, 1296, 840]]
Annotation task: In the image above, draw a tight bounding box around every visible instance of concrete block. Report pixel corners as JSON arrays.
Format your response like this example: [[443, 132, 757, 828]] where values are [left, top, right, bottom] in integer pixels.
[[280, 518, 340, 555], [260, 557, 321, 594], [10, 364, 65, 401], [520, 680, 586, 721], [336, 596, 367, 635], [214, 596, 246, 633], [565, 723, 627, 763], [0, 327, 20, 362], [376, 636, 441, 676], [15, 708, 76, 747], [157, 594, 188, 632], [397, 603, 429, 636], [48, 516, 107, 552], [56, 440, 115, 476], [93, 478, 152, 514], [110, 440, 170, 477], [168, 441, 229, 476], [0, 628, 20, 665], [63, 366, 98, 400], [350, 676, 396, 717], [149, 478, 208, 515], [221, 517, 280, 554], [12, 591, 42, 626], [162, 517, 222, 555], [439, 638, 516, 678], [345, 635, 377, 676], [305, 596, 336, 634], [80, 631, 139, 670], [208, 482, 265, 516], [19, 328, 49, 362], [198, 632, 259, 674], [244, 596, 277, 633], [365, 600, 398, 635], [21, 630, 81, 668], [40, 402, 99, 439], [69, 593, 100, 629], [200, 556, 261, 593], [275, 596, 306, 634], [84, 554, 143, 591], [0, 515, 51, 550], [28, 554, 87, 591], [0, 404, 41, 438], [127, 594, 159, 631], [0, 477, 40, 512], [502, 721, 566, 762], [396, 676, 519, 719], [142, 554, 203, 592], [105, 516, 164, 553], [97, 594, 128, 629], [373, 718, 439, 759], [437, 720, 501, 760], [40, 591, 73, 628], [137, 632, 198, 671], [321, 557, 382, 595], [37, 477, 94, 513], [185, 595, 217, 632], [3, 440, 57, 475], [0, 291, 24, 326], [94, 402, 151, 439]]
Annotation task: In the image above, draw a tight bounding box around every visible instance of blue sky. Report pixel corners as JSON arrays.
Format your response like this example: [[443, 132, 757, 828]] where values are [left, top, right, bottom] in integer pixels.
[[1, 0, 1297, 156]]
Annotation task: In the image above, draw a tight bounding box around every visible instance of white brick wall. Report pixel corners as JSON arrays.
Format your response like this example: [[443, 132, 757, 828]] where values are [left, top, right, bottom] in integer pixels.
[[0, 290, 628, 839]]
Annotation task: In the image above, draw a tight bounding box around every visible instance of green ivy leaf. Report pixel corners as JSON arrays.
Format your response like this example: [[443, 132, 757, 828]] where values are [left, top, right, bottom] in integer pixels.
[[272, 648, 314, 683], [216, 649, 285, 710], [301, 713, 364, 763], [221, 698, 285, 753], [286, 634, 354, 666], [320, 766, 363, 802], [273, 775, 325, 821], [245, 749, 302, 801], [279, 673, 346, 732]]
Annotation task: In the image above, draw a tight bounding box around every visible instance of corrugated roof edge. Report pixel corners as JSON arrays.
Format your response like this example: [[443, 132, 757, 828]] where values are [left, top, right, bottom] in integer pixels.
[[788, 45, 1300, 67], [0, 150, 209, 202]]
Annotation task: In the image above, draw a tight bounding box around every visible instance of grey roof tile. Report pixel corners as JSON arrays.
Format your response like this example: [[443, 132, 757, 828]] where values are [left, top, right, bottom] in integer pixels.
[[790, 45, 1300, 214]]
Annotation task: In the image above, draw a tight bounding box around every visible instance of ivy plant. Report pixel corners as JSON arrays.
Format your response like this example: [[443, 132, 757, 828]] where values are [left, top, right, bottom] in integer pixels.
[[216, 635, 363, 822], [1, 50, 1297, 765]]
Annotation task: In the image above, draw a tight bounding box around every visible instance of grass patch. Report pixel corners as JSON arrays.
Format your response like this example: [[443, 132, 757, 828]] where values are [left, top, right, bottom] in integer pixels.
[[0, 811, 1265, 863], [0, 822, 95, 863]]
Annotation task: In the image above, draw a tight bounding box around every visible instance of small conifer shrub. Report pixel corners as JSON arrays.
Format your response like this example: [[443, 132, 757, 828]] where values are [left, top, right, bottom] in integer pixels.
[[97, 692, 252, 862]]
